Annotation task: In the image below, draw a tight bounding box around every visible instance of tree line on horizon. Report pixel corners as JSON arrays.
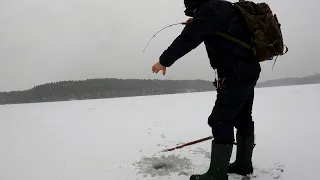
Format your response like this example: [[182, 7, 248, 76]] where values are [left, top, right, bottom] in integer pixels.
[[0, 78, 213, 105], [0, 73, 319, 105]]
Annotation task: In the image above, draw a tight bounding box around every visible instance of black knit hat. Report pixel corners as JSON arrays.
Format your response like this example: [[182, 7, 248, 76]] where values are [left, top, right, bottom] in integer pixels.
[[184, 0, 209, 17]]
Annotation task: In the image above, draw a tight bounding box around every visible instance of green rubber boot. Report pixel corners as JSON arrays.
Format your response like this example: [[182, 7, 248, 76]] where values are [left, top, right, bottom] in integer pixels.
[[190, 141, 233, 180], [228, 133, 255, 176]]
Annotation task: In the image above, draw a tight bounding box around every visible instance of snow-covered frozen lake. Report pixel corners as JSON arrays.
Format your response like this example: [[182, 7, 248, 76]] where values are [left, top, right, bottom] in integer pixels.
[[0, 84, 319, 180]]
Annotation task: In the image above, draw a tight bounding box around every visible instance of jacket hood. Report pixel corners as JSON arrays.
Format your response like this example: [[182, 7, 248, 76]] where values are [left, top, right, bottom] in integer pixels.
[[184, 0, 210, 17]]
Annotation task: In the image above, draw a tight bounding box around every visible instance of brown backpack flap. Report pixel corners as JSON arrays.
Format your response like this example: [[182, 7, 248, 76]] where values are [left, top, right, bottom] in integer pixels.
[[216, 0, 288, 65]]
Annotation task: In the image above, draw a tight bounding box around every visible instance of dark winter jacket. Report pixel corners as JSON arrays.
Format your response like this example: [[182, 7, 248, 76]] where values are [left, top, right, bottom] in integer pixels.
[[159, 0, 261, 78]]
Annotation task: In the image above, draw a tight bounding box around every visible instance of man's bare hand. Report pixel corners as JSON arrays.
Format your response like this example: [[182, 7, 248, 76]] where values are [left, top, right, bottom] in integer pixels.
[[185, 18, 193, 24], [152, 62, 166, 76]]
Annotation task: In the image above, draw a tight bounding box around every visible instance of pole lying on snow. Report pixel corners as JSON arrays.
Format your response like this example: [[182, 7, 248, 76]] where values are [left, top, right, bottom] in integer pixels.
[[161, 136, 218, 152], [160, 135, 256, 153]]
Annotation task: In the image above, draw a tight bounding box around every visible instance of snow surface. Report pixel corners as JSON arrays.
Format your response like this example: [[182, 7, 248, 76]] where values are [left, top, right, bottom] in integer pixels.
[[0, 84, 319, 180]]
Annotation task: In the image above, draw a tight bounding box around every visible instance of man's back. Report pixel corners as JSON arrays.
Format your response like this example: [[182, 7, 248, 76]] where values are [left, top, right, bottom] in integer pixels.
[[203, 0, 260, 76], [159, 0, 261, 77]]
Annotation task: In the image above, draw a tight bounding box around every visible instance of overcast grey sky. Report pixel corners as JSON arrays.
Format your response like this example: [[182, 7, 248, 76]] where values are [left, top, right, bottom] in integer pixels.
[[1, 0, 319, 91]]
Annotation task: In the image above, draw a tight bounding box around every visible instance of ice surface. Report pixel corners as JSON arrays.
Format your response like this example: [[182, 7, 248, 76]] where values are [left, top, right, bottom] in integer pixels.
[[0, 84, 319, 180]]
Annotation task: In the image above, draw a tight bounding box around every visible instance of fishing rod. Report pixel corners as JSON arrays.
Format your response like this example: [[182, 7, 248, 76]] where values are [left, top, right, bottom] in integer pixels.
[[143, 22, 187, 52]]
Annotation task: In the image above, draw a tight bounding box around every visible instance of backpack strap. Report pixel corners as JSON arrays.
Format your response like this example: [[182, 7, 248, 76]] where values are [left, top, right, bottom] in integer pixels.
[[215, 31, 255, 55], [271, 44, 289, 69]]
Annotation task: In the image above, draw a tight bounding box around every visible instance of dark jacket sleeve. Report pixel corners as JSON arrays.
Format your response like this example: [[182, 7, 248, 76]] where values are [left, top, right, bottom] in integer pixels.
[[159, 3, 225, 67]]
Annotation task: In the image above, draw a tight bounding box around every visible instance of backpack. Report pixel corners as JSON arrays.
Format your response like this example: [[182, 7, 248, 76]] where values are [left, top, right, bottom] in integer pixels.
[[216, 0, 288, 66]]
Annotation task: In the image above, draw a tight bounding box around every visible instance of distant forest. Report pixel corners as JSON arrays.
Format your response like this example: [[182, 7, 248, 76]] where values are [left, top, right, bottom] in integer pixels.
[[0, 73, 319, 105], [256, 73, 320, 88], [0, 79, 213, 105]]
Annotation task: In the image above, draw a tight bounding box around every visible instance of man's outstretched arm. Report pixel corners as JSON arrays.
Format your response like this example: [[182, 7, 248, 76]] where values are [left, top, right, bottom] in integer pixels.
[[159, 4, 224, 67]]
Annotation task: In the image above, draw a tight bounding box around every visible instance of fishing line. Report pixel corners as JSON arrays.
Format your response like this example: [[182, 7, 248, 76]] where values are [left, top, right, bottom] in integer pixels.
[[143, 22, 187, 52]]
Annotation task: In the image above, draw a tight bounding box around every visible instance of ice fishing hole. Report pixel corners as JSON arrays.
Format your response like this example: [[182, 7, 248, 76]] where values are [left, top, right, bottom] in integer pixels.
[[152, 161, 174, 170], [134, 154, 193, 177]]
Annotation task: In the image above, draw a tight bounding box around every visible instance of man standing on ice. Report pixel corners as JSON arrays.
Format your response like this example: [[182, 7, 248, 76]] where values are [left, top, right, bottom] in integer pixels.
[[152, 0, 261, 180]]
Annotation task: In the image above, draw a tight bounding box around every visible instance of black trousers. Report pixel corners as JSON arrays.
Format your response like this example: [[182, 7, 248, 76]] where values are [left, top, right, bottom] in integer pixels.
[[208, 73, 259, 145]]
